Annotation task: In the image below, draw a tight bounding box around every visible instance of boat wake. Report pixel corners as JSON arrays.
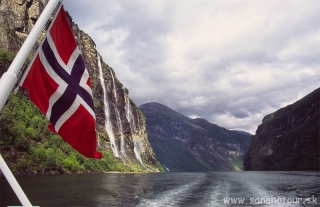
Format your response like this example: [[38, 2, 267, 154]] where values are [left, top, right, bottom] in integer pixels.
[[137, 175, 205, 207]]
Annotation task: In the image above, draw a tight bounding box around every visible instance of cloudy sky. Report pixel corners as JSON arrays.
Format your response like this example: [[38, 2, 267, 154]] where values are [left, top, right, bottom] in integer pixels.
[[63, 0, 320, 134]]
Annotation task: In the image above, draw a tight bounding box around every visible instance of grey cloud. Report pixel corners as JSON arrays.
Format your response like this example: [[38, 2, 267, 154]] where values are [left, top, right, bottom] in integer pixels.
[[63, 1, 320, 134], [223, 110, 250, 120]]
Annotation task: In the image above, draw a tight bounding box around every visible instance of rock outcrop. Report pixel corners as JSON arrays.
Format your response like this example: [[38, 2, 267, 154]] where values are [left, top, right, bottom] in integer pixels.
[[0, 0, 160, 172], [244, 87, 320, 171], [140, 102, 252, 171]]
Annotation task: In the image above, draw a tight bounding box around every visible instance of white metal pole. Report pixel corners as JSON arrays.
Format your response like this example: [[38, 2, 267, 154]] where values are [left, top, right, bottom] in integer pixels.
[[0, 155, 33, 207], [0, 0, 61, 112], [0, 0, 61, 206]]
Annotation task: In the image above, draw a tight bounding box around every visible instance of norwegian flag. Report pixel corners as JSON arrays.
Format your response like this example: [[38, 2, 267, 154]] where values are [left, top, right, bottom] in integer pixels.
[[20, 6, 102, 159]]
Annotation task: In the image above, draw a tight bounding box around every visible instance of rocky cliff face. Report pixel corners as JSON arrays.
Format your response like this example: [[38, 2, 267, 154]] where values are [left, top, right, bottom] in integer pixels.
[[140, 102, 252, 171], [0, 0, 46, 51], [69, 14, 157, 167], [0, 0, 159, 171], [244, 87, 320, 171]]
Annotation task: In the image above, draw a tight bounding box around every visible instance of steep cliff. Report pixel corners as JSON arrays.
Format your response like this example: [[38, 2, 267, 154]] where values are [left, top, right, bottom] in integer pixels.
[[244, 87, 320, 171], [140, 102, 252, 171], [0, 0, 161, 173]]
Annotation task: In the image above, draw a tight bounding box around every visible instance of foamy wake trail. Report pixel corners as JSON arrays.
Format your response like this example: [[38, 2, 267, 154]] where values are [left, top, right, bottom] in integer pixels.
[[137, 179, 203, 207], [205, 181, 230, 207], [246, 181, 300, 207]]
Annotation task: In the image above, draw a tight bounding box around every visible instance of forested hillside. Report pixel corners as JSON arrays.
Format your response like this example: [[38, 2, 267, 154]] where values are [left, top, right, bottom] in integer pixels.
[[0, 49, 152, 174]]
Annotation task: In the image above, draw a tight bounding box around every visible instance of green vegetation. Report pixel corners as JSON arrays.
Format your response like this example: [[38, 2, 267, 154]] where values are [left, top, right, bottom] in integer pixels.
[[0, 49, 16, 75], [0, 92, 148, 174], [232, 157, 243, 171], [0, 49, 15, 63], [0, 48, 161, 174]]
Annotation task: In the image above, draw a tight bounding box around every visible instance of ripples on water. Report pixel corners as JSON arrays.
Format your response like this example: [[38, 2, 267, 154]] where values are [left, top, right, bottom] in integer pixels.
[[1, 171, 319, 206]]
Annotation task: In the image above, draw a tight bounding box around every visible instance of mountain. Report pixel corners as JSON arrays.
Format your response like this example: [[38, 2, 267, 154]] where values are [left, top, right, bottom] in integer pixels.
[[0, 0, 162, 173], [139, 102, 252, 171], [244, 87, 320, 171], [231, 130, 252, 136]]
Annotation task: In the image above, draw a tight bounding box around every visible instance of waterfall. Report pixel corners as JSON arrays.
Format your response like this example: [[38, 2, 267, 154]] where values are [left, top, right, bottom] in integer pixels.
[[110, 70, 118, 102], [162, 164, 170, 172], [120, 137, 126, 156], [133, 137, 145, 168], [125, 96, 131, 128], [125, 97, 144, 166], [110, 69, 127, 159], [125, 96, 136, 132], [97, 56, 119, 157]]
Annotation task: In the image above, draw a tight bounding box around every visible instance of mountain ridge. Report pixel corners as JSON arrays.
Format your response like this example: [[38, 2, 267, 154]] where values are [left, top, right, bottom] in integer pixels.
[[140, 102, 252, 171], [244, 87, 320, 171]]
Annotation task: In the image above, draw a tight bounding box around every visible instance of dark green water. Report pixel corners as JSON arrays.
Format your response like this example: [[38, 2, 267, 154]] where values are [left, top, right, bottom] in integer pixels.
[[1, 171, 319, 206]]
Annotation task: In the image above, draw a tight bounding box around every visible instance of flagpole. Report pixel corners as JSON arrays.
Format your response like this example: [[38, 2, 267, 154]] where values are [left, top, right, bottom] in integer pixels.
[[0, 0, 61, 206], [0, 0, 61, 112]]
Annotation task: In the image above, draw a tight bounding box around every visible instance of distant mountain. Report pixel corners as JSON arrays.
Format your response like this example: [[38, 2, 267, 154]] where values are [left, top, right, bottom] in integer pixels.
[[140, 102, 252, 171], [244, 87, 320, 171], [231, 130, 252, 136]]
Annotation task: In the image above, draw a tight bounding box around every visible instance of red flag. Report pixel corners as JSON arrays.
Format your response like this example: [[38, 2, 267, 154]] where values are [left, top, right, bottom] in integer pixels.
[[20, 6, 102, 159]]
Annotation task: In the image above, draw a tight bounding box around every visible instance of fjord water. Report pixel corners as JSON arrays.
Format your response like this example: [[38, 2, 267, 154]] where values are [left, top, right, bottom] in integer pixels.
[[1, 172, 319, 206]]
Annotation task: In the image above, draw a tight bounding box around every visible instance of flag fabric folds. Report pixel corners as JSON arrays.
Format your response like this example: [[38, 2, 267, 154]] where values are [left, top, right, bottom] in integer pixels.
[[20, 5, 102, 159]]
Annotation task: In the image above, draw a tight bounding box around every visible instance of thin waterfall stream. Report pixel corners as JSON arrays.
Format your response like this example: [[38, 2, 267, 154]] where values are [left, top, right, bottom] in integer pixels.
[[97, 55, 119, 157], [110, 69, 128, 160], [125, 97, 145, 167]]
